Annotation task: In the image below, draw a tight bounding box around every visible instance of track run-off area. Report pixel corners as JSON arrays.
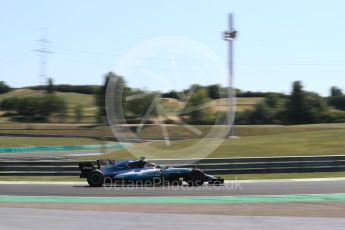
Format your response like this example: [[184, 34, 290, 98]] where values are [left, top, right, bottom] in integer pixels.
[[0, 178, 345, 199], [1, 179, 345, 230]]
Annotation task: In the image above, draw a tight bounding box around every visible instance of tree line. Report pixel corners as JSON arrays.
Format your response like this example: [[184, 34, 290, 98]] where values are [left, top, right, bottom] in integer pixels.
[[95, 72, 220, 124], [236, 81, 345, 125], [1, 74, 344, 125], [96, 73, 345, 125], [29, 84, 99, 95], [1, 94, 67, 122]]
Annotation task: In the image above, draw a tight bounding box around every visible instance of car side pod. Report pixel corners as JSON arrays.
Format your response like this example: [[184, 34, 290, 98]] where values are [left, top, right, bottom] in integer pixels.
[[207, 177, 225, 186]]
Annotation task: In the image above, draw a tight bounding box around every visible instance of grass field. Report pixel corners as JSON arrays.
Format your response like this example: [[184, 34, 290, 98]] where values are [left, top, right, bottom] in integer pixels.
[[0, 136, 103, 147], [221, 172, 345, 180], [0, 88, 42, 100], [0, 123, 343, 141], [79, 123, 345, 160], [0, 123, 344, 154], [1, 123, 345, 181]]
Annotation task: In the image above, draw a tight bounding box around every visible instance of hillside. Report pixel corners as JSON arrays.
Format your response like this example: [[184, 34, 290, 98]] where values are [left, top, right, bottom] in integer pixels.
[[0, 89, 262, 123], [0, 89, 97, 122], [213, 97, 263, 112]]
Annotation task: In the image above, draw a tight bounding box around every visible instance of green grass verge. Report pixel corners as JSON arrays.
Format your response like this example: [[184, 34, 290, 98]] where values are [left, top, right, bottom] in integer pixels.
[[0, 123, 344, 158], [0, 123, 344, 140], [220, 172, 345, 180], [0, 172, 344, 182], [209, 129, 345, 158], [85, 124, 345, 160]]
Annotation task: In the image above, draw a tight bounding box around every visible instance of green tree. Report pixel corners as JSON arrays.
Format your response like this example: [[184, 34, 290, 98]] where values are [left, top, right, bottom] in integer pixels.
[[162, 90, 180, 99], [330, 86, 343, 97], [328, 96, 345, 111], [96, 72, 113, 123], [39, 95, 67, 117], [207, 84, 221, 99], [0, 81, 11, 94], [96, 72, 125, 123], [285, 81, 327, 124], [47, 78, 55, 94], [284, 81, 308, 124], [15, 95, 67, 121], [265, 93, 284, 108], [304, 92, 328, 122], [250, 102, 275, 124], [0, 97, 19, 111], [328, 86, 345, 111], [16, 97, 41, 118], [235, 93, 286, 125], [126, 90, 157, 117], [74, 104, 84, 123], [185, 87, 213, 123]]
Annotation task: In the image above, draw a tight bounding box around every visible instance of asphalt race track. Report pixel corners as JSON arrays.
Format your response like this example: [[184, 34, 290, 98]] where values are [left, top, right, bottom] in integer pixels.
[[2, 208, 345, 230], [0, 179, 345, 197], [1, 179, 345, 230]]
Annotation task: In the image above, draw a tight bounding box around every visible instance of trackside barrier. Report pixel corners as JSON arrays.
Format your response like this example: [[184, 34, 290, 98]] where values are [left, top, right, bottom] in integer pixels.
[[1, 155, 345, 176]]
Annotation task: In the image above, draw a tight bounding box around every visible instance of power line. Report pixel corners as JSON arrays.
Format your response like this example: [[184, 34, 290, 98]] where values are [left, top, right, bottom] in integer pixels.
[[33, 32, 53, 84]]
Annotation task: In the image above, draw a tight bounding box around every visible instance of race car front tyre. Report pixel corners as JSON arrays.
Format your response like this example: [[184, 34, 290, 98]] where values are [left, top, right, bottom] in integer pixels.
[[87, 170, 105, 187], [185, 170, 206, 186]]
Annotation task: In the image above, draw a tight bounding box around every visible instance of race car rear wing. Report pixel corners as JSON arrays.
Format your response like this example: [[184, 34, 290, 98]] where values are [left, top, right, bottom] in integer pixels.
[[78, 161, 100, 178], [78, 159, 116, 178], [78, 159, 145, 178]]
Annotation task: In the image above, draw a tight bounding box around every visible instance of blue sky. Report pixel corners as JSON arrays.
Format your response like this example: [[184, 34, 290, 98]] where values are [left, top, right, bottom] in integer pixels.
[[1, 0, 345, 95]]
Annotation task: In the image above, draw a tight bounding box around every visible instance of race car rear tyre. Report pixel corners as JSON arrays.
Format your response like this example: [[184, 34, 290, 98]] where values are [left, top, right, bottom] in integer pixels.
[[87, 170, 105, 187], [185, 170, 206, 186]]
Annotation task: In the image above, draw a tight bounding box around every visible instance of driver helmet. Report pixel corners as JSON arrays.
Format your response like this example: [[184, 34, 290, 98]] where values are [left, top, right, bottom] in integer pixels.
[[145, 163, 156, 168]]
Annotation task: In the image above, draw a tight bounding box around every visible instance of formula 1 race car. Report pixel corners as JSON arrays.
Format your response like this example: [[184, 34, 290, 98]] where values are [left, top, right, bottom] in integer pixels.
[[78, 158, 224, 187]]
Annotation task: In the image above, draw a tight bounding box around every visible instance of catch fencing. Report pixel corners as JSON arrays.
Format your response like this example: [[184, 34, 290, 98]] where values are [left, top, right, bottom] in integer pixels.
[[1, 155, 345, 176]]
